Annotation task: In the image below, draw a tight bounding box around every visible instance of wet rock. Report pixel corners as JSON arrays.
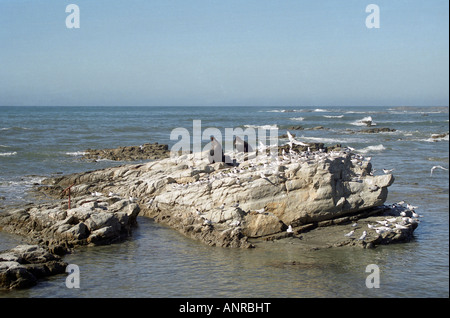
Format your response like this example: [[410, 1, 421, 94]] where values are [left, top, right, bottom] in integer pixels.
[[359, 127, 397, 133], [0, 245, 67, 289], [0, 196, 140, 253]]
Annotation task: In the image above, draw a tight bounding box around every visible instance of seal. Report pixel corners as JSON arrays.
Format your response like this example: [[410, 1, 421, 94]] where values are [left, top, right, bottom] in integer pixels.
[[208, 136, 225, 164], [233, 136, 253, 153]]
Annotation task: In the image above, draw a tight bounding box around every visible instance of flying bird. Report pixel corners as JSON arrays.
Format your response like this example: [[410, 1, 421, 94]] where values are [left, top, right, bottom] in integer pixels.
[[287, 131, 309, 148], [382, 169, 394, 174], [430, 165, 448, 176]]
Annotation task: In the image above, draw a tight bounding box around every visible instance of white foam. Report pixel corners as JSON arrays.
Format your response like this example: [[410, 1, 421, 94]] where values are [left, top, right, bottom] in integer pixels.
[[65, 151, 87, 156], [298, 135, 362, 144], [357, 144, 386, 154], [323, 115, 344, 118], [289, 117, 305, 121], [351, 116, 376, 126], [0, 127, 30, 131], [313, 108, 328, 112], [244, 124, 278, 130], [0, 152, 17, 157]]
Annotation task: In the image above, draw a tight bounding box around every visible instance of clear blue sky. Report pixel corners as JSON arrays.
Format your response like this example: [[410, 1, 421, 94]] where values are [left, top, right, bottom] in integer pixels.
[[0, 0, 448, 106]]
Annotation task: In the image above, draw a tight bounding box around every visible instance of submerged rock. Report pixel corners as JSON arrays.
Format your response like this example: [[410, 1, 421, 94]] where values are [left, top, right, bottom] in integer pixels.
[[359, 127, 397, 133]]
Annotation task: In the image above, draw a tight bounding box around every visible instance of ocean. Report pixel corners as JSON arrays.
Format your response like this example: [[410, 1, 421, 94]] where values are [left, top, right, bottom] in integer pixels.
[[0, 106, 448, 298]]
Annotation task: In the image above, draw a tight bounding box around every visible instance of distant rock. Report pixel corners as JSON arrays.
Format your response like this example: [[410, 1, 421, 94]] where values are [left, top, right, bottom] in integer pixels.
[[431, 132, 449, 140], [359, 127, 397, 133], [286, 126, 304, 131], [82, 143, 170, 161]]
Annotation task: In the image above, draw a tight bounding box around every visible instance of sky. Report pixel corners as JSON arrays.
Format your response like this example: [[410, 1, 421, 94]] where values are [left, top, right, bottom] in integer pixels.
[[0, 0, 448, 107]]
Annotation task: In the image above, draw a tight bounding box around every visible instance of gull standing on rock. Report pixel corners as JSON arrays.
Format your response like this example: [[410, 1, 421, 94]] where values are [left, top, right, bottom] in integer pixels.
[[358, 231, 367, 240], [344, 230, 355, 237], [287, 225, 293, 233], [255, 207, 265, 214]]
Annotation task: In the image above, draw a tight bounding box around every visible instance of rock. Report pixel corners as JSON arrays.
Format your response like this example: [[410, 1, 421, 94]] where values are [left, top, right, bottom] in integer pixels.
[[286, 126, 304, 130], [0, 196, 140, 253], [359, 127, 397, 133], [431, 132, 449, 140], [0, 245, 67, 289], [5, 143, 418, 251], [82, 143, 170, 161]]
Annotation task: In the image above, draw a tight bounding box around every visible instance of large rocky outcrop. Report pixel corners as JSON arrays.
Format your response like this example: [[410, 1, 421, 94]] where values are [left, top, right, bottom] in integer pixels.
[[25, 147, 404, 249]]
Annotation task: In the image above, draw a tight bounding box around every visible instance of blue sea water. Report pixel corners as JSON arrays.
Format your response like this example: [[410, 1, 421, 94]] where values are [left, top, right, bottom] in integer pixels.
[[0, 105, 448, 298]]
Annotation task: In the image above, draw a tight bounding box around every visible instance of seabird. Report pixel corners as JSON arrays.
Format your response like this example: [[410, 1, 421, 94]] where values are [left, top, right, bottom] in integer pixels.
[[375, 226, 391, 234], [430, 165, 448, 176], [382, 169, 394, 174], [412, 211, 423, 218], [92, 191, 103, 197], [218, 203, 225, 210], [287, 131, 309, 148], [258, 141, 268, 152], [358, 231, 367, 240], [395, 224, 409, 230], [344, 230, 355, 237], [287, 225, 293, 233], [255, 207, 265, 214]]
